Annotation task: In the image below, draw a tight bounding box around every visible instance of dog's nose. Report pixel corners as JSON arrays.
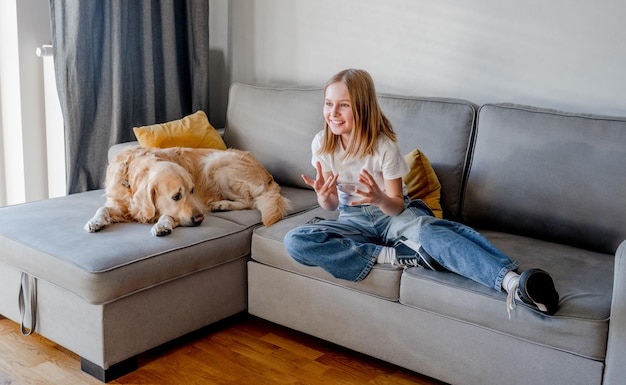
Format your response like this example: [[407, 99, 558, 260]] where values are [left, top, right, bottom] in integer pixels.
[[192, 213, 204, 226]]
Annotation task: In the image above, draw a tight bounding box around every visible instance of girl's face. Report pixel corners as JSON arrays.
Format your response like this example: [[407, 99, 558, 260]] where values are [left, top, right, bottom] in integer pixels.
[[324, 82, 354, 145]]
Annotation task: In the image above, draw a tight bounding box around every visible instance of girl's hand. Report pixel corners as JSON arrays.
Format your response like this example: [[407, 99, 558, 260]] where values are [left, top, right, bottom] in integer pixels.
[[302, 162, 339, 210], [302, 162, 338, 195], [354, 169, 405, 216], [352, 169, 385, 206]]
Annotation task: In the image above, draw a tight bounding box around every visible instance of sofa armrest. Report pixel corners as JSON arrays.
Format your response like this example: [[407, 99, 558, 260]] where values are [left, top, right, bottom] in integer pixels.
[[108, 141, 139, 163], [603, 239, 626, 385]]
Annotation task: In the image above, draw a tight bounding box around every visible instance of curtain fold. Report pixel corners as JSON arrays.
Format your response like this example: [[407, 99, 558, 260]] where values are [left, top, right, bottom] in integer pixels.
[[49, 0, 210, 193]]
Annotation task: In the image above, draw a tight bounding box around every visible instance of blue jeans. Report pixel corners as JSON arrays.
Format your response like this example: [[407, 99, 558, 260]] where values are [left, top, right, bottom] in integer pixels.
[[284, 198, 518, 290]]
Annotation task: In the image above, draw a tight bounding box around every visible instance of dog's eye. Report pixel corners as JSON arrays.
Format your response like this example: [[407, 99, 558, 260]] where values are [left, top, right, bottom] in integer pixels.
[[190, 187, 194, 194], [172, 192, 182, 201]]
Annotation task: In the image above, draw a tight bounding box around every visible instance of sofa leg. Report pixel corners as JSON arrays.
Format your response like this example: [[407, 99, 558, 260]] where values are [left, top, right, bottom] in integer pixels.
[[80, 356, 138, 383]]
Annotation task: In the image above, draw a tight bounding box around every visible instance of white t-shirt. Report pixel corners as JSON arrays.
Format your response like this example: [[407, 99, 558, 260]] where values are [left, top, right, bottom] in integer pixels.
[[311, 131, 409, 204]]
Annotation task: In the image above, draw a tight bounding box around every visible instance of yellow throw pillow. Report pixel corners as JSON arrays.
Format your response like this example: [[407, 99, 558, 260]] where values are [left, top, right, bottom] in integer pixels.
[[133, 110, 227, 150], [403, 149, 443, 218]]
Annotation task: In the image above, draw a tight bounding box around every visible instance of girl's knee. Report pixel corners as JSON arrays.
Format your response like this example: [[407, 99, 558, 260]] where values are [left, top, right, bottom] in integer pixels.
[[284, 226, 322, 253], [284, 228, 302, 253]]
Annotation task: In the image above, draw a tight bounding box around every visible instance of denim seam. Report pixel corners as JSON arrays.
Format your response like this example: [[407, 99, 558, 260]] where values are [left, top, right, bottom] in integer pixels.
[[356, 245, 381, 281], [494, 261, 520, 292]]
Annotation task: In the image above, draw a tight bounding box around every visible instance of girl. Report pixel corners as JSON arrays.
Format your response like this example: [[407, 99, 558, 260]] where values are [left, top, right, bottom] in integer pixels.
[[284, 69, 559, 316]]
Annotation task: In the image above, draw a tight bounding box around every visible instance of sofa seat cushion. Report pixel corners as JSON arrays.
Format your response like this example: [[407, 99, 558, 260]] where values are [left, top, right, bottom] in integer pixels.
[[399, 230, 612, 361], [0, 187, 307, 305], [251, 205, 404, 301]]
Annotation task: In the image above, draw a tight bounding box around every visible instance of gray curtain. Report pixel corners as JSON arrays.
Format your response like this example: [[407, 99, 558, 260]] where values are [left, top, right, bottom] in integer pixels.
[[49, 0, 210, 193]]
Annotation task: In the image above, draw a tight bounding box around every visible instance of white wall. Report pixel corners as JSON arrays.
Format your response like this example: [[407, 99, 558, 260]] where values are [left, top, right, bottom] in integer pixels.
[[222, 0, 626, 117]]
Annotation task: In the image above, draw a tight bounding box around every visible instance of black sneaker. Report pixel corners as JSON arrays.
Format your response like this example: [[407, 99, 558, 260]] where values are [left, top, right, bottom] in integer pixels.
[[518, 268, 559, 315], [392, 237, 445, 271]]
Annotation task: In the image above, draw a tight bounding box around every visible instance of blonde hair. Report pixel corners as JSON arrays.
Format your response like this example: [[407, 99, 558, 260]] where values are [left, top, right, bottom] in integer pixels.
[[319, 69, 396, 159]]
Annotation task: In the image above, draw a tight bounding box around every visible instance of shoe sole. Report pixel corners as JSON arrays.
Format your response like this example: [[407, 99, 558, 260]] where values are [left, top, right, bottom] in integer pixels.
[[518, 268, 559, 315]]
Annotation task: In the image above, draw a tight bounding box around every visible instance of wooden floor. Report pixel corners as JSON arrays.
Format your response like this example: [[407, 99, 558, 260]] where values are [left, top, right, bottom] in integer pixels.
[[0, 314, 445, 385]]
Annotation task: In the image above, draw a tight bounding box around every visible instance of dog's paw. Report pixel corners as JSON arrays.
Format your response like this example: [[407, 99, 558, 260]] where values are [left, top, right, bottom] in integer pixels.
[[209, 200, 247, 212], [209, 201, 228, 211], [84, 220, 106, 233], [85, 207, 111, 233], [150, 223, 172, 236], [151, 216, 175, 236]]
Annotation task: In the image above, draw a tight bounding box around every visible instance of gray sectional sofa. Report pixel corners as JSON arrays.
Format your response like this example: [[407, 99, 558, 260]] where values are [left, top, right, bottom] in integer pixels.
[[0, 83, 624, 385]]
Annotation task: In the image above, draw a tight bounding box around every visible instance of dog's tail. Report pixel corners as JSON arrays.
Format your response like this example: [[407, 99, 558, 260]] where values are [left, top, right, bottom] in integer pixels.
[[255, 182, 292, 226]]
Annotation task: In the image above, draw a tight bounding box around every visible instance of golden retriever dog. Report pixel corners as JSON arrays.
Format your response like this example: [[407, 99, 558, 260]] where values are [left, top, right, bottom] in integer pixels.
[[85, 145, 291, 236]]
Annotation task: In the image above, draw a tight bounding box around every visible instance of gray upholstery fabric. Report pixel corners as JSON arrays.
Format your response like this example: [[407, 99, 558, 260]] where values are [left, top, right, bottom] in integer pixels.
[[0, 190, 253, 304], [251, 206, 404, 301], [248, 261, 604, 385], [0, 184, 314, 305], [465, 103, 626, 254], [377, 95, 477, 220], [604, 240, 626, 384], [223, 85, 325, 190], [0, 255, 247, 369], [400, 229, 613, 360]]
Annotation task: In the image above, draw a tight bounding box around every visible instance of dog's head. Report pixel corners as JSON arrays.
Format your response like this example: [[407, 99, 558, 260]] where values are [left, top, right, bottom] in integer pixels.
[[131, 160, 205, 227]]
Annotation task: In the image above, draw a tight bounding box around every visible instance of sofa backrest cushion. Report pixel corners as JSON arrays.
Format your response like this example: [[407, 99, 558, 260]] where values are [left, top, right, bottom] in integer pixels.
[[224, 83, 476, 219], [465, 103, 626, 254], [377, 94, 476, 220], [223, 84, 325, 190]]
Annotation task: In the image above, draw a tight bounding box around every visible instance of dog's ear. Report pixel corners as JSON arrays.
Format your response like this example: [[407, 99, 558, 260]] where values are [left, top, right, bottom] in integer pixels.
[[131, 178, 157, 223]]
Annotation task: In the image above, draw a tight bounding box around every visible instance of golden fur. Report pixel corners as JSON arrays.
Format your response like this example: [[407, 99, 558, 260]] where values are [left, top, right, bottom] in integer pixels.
[[85, 146, 291, 236]]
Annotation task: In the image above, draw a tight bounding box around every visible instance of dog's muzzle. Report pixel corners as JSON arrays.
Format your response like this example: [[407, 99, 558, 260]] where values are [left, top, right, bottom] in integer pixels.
[[191, 213, 204, 226]]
